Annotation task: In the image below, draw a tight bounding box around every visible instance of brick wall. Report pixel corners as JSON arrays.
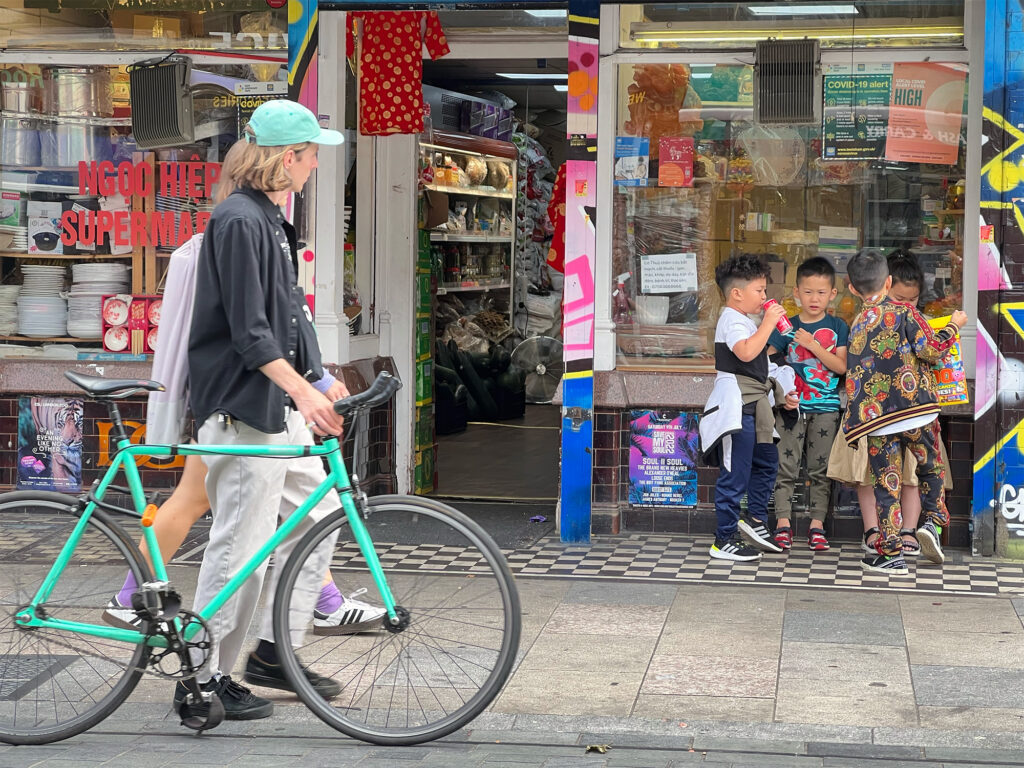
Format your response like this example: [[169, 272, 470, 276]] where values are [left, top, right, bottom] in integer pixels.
[[594, 407, 975, 548], [0, 358, 398, 500]]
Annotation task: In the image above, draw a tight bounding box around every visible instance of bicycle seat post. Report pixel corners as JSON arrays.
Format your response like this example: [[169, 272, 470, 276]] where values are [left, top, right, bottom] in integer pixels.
[[105, 400, 130, 445]]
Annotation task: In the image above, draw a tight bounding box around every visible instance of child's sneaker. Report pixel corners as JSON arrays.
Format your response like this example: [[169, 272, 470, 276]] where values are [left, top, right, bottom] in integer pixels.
[[916, 521, 945, 564], [738, 515, 784, 553], [709, 535, 762, 562], [807, 528, 830, 551], [860, 553, 909, 575], [772, 527, 792, 550]]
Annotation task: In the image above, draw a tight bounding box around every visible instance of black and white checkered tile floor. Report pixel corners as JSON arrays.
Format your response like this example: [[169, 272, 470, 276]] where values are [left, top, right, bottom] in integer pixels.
[[307, 534, 1024, 596]]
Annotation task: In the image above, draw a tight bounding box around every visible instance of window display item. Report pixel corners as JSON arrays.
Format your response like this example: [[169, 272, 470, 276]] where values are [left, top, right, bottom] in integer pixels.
[[622, 64, 703, 157], [42, 66, 113, 117], [737, 125, 806, 187], [347, 11, 450, 135], [927, 315, 969, 406], [1, 116, 41, 167], [102, 294, 159, 354]]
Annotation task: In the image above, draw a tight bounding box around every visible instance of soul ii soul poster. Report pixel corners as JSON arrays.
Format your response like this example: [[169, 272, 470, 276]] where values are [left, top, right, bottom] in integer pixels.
[[17, 396, 84, 493], [628, 410, 699, 507]]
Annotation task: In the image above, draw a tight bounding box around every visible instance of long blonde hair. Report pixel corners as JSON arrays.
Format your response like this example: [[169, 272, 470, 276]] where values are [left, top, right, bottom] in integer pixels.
[[213, 139, 246, 204]]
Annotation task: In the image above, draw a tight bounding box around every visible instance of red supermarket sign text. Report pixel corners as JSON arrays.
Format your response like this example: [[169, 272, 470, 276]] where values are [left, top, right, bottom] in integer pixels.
[[61, 160, 222, 249]]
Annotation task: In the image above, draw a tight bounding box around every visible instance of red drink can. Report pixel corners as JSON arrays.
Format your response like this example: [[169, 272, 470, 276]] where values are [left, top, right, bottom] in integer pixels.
[[763, 299, 793, 334]]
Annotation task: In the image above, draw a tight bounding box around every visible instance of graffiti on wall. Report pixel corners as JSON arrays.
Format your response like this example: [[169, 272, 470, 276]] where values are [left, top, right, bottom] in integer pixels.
[[974, 0, 1024, 556]]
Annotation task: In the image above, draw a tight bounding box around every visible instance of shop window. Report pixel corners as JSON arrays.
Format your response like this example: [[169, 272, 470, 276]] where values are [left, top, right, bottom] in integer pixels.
[[619, 1, 964, 50], [0, 59, 294, 345], [0, 2, 286, 52], [612, 59, 969, 369]]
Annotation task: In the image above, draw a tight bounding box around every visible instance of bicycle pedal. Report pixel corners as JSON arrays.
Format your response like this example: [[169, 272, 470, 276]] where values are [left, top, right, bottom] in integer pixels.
[[178, 691, 225, 732]]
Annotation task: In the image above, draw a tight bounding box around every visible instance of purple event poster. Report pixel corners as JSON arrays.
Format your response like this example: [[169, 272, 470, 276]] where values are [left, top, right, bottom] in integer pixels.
[[17, 396, 84, 493], [628, 410, 699, 507]]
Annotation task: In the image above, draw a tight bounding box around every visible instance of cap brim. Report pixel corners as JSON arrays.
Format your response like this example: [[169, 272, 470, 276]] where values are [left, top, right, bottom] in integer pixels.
[[311, 128, 344, 146]]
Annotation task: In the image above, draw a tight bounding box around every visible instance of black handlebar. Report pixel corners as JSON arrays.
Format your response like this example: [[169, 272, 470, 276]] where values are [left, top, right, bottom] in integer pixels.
[[332, 371, 403, 419]]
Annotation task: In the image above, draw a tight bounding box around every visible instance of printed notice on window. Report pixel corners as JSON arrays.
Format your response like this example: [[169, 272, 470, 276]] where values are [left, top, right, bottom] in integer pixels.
[[640, 252, 698, 294]]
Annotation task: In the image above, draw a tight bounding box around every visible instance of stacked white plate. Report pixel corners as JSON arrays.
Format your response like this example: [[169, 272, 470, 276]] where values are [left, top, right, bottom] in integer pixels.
[[0, 285, 17, 335], [18, 265, 66, 337], [0, 225, 28, 252], [18, 295, 67, 337], [67, 262, 130, 339], [20, 264, 66, 296]]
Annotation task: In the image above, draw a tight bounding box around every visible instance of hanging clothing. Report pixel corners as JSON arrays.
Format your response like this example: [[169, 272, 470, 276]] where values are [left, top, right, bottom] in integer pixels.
[[546, 162, 566, 273], [346, 11, 450, 136]]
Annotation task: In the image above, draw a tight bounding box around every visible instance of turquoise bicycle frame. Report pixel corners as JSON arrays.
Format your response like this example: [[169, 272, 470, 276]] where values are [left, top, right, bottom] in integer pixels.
[[14, 435, 399, 648]]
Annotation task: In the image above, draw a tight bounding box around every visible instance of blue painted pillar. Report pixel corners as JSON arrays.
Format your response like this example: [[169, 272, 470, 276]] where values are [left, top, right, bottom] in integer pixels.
[[559, 0, 600, 544]]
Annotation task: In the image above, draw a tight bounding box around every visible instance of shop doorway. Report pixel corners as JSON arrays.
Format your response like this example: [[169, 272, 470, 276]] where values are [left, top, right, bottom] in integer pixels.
[[418, 53, 567, 508]]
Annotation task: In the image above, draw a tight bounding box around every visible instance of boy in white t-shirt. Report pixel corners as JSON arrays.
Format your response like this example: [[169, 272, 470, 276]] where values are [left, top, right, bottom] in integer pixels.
[[700, 254, 799, 562]]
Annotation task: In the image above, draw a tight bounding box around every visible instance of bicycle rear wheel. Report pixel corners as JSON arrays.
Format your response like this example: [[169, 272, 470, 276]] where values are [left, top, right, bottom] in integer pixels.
[[273, 495, 520, 745], [0, 492, 152, 744]]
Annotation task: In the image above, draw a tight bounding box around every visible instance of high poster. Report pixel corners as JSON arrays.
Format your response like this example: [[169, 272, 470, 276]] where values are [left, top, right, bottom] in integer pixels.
[[884, 62, 966, 165]]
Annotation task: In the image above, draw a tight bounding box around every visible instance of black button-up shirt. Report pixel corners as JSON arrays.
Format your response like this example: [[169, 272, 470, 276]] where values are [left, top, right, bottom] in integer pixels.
[[188, 186, 324, 434]]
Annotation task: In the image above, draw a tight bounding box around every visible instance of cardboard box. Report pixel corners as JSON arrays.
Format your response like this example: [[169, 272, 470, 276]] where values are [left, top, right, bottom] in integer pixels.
[[416, 359, 434, 404], [28, 217, 62, 255], [26, 200, 61, 220], [414, 403, 435, 450], [0, 191, 24, 227], [414, 444, 437, 495]]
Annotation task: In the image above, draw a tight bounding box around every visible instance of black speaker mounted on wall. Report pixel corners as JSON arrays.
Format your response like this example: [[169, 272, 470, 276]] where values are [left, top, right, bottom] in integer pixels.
[[128, 54, 194, 149]]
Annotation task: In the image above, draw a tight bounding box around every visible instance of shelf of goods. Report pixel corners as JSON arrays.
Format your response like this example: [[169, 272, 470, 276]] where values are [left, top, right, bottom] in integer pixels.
[[420, 131, 517, 329]]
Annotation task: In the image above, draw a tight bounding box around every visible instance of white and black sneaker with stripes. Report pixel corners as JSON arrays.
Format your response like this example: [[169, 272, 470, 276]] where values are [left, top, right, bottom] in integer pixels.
[[860, 553, 909, 575], [737, 515, 784, 553], [709, 534, 762, 562], [312, 589, 387, 635]]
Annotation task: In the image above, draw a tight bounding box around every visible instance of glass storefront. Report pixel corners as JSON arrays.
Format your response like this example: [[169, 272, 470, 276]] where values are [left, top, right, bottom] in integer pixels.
[[609, 3, 970, 369]]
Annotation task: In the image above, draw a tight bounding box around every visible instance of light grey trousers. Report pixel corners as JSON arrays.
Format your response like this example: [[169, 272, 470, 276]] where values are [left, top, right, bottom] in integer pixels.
[[194, 409, 340, 681]]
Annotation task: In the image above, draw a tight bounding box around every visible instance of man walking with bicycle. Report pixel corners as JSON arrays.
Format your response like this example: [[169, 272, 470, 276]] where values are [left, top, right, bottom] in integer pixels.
[[184, 100, 348, 720]]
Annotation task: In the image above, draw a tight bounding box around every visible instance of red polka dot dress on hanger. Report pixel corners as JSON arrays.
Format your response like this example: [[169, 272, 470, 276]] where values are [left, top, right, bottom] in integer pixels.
[[347, 11, 450, 136]]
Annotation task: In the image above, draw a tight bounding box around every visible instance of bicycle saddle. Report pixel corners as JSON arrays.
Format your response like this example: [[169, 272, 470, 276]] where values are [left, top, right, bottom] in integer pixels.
[[64, 370, 165, 399]]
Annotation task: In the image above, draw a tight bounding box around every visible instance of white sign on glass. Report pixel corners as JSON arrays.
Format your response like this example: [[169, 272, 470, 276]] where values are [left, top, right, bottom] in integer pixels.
[[640, 252, 698, 294]]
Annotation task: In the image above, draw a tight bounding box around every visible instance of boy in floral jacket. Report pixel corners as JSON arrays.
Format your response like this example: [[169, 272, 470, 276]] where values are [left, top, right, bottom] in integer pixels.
[[842, 249, 967, 576]]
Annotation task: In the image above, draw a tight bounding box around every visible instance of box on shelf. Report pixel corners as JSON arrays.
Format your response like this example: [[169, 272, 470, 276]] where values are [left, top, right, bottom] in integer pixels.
[[416, 272, 433, 316], [414, 444, 437, 495], [416, 358, 434, 404], [415, 318, 432, 360], [0, 191, 25, 228], [415, 402, 435, 450], [26, 201, 61, 220], [102, 294, 161, 355], [28, 217, 63, 255]]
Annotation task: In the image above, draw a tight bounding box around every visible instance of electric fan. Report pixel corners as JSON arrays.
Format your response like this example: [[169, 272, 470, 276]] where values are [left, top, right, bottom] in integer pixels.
[[510, 336, 564, 404]]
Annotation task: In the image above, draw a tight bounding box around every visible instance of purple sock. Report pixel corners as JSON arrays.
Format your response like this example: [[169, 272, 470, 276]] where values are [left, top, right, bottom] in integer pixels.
[[117, 572, 138, 607], [316, 581, 344, 614]]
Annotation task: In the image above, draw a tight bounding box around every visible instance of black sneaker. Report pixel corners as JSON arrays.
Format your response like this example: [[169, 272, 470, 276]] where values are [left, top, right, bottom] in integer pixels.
[[860, 553, 909, 576], [244, 652, 342, 699], [173, 675, 273, 721], [738, 516, 784, 553], [709, 535, 762, 562], [916, 521, 945, 565]]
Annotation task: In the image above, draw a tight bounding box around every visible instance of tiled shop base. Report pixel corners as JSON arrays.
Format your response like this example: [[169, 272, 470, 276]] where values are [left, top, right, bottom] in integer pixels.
[[5, 514, 1022, 596], [313, 534, 1024, 596]]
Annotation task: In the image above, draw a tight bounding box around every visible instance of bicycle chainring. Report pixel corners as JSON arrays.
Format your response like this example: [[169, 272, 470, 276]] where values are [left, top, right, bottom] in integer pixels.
[[146, 609, 213, 680]]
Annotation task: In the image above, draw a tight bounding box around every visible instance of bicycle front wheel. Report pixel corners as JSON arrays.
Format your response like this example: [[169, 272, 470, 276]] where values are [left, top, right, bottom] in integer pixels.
[[273, 494, 520, 745], [0, 492, 152, 744]]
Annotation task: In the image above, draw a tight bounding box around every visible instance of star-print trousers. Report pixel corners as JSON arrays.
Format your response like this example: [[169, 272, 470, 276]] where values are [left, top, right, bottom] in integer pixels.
[[866, 419, 949, 557], [774, 411, 840, 520]]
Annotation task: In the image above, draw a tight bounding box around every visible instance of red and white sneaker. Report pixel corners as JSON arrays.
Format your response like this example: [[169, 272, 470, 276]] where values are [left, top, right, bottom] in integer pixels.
[[807, 528, 830, 551], [772, 526, 793, 551]]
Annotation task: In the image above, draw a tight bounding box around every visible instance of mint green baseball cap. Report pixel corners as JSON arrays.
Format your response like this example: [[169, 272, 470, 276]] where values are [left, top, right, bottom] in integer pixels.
[[247, 99, 344, 147]]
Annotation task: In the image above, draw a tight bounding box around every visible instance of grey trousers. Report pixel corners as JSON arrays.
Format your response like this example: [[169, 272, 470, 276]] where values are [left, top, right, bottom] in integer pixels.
[[773, 410, 840, 521], [194, 409, 340, 681]]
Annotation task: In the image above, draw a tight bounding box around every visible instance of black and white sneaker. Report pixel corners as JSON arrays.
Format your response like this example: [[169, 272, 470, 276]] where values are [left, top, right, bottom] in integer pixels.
[[917, 521, 945, 565], [738, 515, 784, 553], [312, 588, 387, 635], [860, 553, 909, 575], [102, 593, 142, 630], [709, 535, 762, 562]]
